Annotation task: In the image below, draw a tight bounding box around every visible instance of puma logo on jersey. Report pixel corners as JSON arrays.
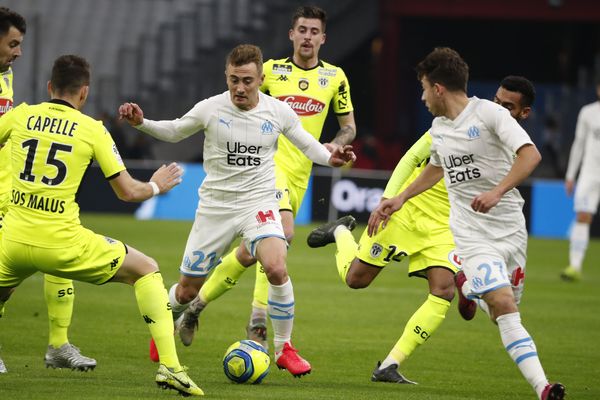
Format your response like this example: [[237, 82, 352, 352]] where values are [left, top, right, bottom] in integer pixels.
[[219, 118, 232, 128]]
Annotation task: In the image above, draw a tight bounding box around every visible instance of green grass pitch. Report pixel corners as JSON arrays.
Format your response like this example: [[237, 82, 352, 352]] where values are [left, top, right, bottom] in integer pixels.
[[0, 213, 598, 399]]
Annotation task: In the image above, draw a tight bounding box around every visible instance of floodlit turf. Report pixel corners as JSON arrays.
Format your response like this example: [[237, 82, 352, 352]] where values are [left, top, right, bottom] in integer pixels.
[[0, 213, 598, 399]]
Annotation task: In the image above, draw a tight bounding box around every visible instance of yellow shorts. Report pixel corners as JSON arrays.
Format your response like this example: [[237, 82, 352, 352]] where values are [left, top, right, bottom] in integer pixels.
[[356, 202, 459, 278], [0, 227, 126, 287], [275, 167, 307, 216]]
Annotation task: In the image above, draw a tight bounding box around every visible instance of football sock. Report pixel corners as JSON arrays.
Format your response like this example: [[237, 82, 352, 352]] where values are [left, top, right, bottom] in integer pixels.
[[199, 248, 247, 303], [252, 262, 269, 308], [44, 275, 74, 348], [168, 283, 188, 321], [386, 294, 450, 367], [569, 222, 589, 271], [334, 226, 358, 283], [497, 312, 548, 398], [268, 278, 294, 354], [250, 304, 268, 324], [135, 273, 180, 370]]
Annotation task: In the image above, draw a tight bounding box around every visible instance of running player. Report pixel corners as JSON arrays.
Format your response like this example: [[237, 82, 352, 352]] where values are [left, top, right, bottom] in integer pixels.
[[176, 5, 356, 352], [561, 79, 600, 281], [0, 55, 202, 396], [306, 75, 537, 384], [369, 47, 564, 400], [118, 44, 355, 377], [0, 6, 95, 373]]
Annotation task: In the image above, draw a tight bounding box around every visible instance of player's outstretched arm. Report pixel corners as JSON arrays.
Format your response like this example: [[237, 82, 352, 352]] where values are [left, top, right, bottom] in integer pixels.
[[367, 163, 443, 236], [109, 162, 183, 202]]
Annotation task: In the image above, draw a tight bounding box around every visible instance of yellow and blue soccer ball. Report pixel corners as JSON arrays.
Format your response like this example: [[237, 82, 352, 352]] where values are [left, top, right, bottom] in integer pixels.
[[223, 340, 270, 384]]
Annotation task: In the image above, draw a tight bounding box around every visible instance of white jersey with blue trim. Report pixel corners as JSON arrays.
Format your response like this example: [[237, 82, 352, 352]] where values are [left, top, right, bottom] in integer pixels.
[[138, 91, 331, 207], [429, 97, 534, 239]]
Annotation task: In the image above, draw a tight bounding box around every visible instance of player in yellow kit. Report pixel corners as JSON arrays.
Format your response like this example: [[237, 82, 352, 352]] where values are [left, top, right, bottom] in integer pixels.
[[0, 7, 95, 373], [0, 54, 203, 396], [173, 5, 357, 353]]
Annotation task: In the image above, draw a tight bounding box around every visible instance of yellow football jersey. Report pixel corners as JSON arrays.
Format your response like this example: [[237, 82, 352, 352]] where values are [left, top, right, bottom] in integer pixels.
[[261, 57, 353, 187], [0, 100, 126, 247], [0, 67, 15, 199], [384, 132, 450, 225]]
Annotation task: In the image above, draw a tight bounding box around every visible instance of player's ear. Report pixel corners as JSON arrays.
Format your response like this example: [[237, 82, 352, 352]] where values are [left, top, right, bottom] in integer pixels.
[[321, 33, 326, 45], [46, 81, 52, 97], [79, 85, 90, 105], [520, 106, 531, 120], [288, 28, 294, 41]]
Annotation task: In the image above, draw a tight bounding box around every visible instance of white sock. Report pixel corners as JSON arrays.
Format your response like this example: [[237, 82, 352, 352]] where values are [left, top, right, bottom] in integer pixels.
[[168, 284, 189, 320], [497, 312, 548, 398], [250, 305, 267, 324], [379, 355, 400, 369], [569, 222, 589, 271], [268, 278, 294, 355], [333, 225, 350, 240]]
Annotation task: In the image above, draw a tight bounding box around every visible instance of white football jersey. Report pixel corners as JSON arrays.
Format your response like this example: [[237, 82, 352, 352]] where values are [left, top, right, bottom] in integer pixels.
[[566, 101, 600, 182], [429, 97, 534, 239], [138, 91, 332, 207]]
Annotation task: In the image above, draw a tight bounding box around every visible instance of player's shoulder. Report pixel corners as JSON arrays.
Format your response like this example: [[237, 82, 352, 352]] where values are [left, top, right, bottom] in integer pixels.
[[317, 60, 347, 80], [580, 100, 600, 115]]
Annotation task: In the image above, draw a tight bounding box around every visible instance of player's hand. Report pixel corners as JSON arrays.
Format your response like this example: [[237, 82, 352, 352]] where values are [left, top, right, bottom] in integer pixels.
[[150, 162, 184, 194], [367, 196, 404, 236], [328, 144, 356, 167], [118, 102, 144, 126], [565, 179, 575, 196], [470, 189, 502, 213]]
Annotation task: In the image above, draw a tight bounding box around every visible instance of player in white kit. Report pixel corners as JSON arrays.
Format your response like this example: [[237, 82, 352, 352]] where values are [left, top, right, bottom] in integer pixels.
[[562, 80, 600, 281], [118, 44, 355, 377], [368, 48, 564, 400]]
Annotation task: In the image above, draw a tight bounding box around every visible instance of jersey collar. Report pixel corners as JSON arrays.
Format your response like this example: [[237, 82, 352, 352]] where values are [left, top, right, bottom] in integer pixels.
[[286, 57, 324, 71], [48, 98, 75, 109]]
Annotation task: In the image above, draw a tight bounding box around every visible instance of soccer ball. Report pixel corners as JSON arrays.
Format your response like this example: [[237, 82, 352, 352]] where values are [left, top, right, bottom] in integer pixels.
[[223, 340, 270, 384]]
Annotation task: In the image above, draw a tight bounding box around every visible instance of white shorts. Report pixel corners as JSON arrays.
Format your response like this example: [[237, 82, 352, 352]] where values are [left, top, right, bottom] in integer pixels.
[[179, 202, 285, 277], [455, 228, 527, 305], [574, 175, 600, 214]]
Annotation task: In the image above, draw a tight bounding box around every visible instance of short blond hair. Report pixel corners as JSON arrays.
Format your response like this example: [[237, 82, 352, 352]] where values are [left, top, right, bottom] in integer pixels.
[[225, 44, 263, 74]]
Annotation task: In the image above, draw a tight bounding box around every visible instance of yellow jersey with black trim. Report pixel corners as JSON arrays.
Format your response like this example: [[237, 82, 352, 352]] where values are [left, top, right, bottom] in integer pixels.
[[0, 100, 126, 247], [261, 57, 353, 187], [385, 132, 450, 226], [0, 67, 15, 198]]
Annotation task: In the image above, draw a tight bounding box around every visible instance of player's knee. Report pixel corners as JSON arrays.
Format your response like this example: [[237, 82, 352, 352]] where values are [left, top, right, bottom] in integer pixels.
[[431, 286, 455, 302], [263, 264, 288, 285], [576, 212, 593, 224], [345, 272, 371, 289], [235, 246, 257, 267], [485, 291, 517, 317]]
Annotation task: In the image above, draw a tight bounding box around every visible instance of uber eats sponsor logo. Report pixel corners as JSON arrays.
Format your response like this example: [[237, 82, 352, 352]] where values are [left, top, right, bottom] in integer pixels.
[[226, 141, 262, 166], [331, 179, 383, 212], [443, 153, 481, 184]]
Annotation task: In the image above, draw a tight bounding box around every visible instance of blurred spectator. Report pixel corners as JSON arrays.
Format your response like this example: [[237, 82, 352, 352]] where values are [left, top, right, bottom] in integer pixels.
[[541, 115, 563, 177]]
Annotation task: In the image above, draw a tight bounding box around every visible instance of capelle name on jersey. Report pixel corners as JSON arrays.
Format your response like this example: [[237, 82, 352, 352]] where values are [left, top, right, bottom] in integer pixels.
[[443, 153, 481, 184], [27, 113, 78, 137]]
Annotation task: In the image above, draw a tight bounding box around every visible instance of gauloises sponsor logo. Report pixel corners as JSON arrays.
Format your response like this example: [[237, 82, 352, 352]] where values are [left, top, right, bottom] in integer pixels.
[[0, 98, 13, 116], [277, 95, 325, 116]]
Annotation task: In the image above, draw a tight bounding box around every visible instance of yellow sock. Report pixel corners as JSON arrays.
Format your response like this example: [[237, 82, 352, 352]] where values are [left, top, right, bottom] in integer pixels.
[[392, 294, 450, 362], [44, 275, 74, 348], [199, 248, 247, 304], [134, 272, 180, 370], [335, 229, 358, 283], [252, 262, 269, 308]]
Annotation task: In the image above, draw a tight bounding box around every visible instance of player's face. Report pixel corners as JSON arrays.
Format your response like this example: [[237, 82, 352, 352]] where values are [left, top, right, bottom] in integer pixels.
[[420, 76, 443, 117], [494, 87, 530, 121], [289, 18, 325, 63], [225, 62, 264, 111], [0, 26, 24, 73]]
